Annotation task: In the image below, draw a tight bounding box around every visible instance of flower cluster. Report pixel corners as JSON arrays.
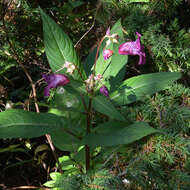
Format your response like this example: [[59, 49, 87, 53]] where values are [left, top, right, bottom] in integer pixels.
[[84, 74, 109, 97], [103, 29, 145, 65], [85, 74, 103, 90], [43, 30, 146, 98], [100, 30, 146, 97]]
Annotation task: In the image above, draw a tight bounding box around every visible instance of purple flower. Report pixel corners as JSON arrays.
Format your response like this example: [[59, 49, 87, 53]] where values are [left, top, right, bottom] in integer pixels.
[[103, 49, 113, 60], [100, 85, 109, 97], [118, 32, 146, 65], [42, 74, 70, 96]]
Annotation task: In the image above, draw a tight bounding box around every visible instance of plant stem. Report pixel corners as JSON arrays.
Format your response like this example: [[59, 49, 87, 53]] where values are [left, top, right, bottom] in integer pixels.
[[84, 23, 105, 172], [93, 36, 105, 75], [85, 97, 92, 171]]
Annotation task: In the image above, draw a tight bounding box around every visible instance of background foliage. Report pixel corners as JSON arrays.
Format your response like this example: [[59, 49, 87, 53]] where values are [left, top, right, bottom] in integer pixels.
[[0, 0, 190, 189]]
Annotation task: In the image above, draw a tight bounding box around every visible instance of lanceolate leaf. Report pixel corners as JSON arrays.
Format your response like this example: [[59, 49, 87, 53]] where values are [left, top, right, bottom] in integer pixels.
[[92, 96, 126, 122], [95, 19, 126, 79], [0, 109, 64, 138], [83, 47, 97, 77], [110, 72, 181, 105], [84, 122, 157, 147], [105, 41, 128, 79], [40, 8, 85, 80], [50, 128, 81, 152], [103, 19, 128, 80], [95, 43, 113, 76]]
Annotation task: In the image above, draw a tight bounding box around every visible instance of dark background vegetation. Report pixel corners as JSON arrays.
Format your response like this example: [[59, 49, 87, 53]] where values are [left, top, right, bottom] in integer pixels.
[[0, 0, 190, 189]]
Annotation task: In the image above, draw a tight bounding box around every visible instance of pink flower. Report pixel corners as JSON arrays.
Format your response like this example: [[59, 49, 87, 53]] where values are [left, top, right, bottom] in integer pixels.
[[42, 74, 70, 96], [118, 32, 146, 65], [100, 85, 109, 97], [103, 49, 113, 60]]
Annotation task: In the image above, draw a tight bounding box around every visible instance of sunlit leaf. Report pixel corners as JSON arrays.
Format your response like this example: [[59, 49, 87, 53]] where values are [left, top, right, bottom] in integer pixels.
[[84, 122, 157, 147], [40, 8, 85, 80], [0, 109, 64, 138], [93, 96, 126, 122], [111, 72, 181, 105]]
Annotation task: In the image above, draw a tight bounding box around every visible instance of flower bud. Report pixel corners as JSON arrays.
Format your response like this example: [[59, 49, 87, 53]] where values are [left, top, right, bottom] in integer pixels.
[[103, 49, 113, 60], [100, 85, 109, 97]]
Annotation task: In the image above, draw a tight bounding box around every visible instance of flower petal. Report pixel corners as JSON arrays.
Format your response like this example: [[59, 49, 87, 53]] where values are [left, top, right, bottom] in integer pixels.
[[44, 86, 50, 97], [118, 32, 146, 65], [118, 41, 136, 55], [43, 74, 70, 96], [106, 27, 110, 36]]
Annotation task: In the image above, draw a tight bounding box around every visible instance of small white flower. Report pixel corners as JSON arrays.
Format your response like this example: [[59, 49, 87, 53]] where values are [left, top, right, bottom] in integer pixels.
[[112, 38, 118, 43], [106, 39, 111, 46], [63, 61, 71, 68], [67, 64, 75, 74], [63, 61, 76, 74], [105, 28, 118, 47]]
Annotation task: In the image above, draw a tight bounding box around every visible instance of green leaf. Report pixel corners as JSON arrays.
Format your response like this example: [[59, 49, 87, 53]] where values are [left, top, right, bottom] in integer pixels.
[[111, 72, 181, 105], [48, 87, 85, 117], [70, 146, 85, 165], [50, 172, 62, 180], [83, 47, 97, 77], [68, 79, 87, 94], [84, 122, 157, 147], [95, 19, 125, 78], [58, 156, 75, 170], [102, 19, 128, 80], [39, 8, 85, 80], [95, 43, 113, 77], [92, 120, 128, 134], [0, 109, 63, 138], [50, 127, 82, 152], [92, 96, 126, 122], [105, 40, 128, 91], [48, 89, 85, 151], [43, 180, 55, 188], [105, 42, 128, 78]]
